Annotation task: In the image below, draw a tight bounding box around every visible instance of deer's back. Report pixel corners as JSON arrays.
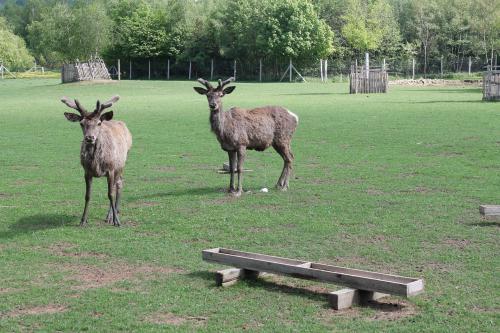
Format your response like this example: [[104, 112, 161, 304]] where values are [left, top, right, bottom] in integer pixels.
[[227, 106, 297, 149]]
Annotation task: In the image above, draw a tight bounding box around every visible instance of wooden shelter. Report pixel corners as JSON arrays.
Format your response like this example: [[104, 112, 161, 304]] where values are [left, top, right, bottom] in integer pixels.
[[61, 56, 111, 83], [483, 66, 500, 101], [349, 53, 388, 94]]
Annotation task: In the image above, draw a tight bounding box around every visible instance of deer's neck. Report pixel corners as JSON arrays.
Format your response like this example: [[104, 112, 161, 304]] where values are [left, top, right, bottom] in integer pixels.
[[210, 106, 227, 138]]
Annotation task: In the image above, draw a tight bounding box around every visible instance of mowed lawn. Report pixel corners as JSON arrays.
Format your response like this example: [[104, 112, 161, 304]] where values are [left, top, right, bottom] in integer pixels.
[[0, 78, 498, 332]]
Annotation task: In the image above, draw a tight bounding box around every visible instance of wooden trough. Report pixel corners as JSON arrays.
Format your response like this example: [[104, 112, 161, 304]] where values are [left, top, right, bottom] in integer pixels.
[[479, 205, 500, 216], [202, 248, 424, 310]]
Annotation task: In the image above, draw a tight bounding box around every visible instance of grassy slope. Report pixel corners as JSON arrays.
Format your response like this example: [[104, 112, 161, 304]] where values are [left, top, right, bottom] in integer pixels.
[[0, 79, 498, 332]]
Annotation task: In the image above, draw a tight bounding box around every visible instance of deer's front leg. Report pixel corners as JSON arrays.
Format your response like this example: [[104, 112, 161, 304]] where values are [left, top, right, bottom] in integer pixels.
[[105, 175, 122, 224], [107, 173, 120, 227], [81, 174, 93, 226], [234, 147, 246, 197], [228, 151, 237, 193]]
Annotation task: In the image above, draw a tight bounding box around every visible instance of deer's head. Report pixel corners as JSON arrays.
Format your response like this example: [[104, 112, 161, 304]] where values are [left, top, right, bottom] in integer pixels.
[[61, 95, 119, 145], [194, 77, 235, 112]]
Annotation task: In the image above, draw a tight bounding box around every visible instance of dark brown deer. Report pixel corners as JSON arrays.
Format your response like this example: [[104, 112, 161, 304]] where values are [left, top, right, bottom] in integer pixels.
[[61, 96, 132, 226], [194, 77, 298, 196]]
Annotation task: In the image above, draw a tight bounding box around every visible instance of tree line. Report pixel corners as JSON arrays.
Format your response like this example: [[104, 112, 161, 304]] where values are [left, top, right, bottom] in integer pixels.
[[0, 0, 499, 75]]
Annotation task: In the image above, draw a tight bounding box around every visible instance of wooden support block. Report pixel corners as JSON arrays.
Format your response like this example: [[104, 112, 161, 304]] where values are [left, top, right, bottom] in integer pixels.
[[328, 288, 388, 310], [215, 268, 262, 287], [479, 205, 500, 216]]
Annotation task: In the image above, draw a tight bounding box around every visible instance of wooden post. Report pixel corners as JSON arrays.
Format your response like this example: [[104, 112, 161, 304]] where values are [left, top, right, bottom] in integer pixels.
[[259, 59, 262, 82], [117, 59, 121, 81], [289, 58, 292, 82], [189, 60, 192, 80], [468, 56, 472, 76], [383, 58, 386, 71], [148, 59, 151, 80], [440, 56, 443, 77], [129, 60, 132, 80], [210, 59, 214, 80], [340, 72, 342, 83], [1, 62, 3, 80], [320, 59, 324, 82], [412, 58, 415, 80], [324, 59, 328, 82], [355, 59, 358, 94], [233, 60, 236, 81], [167, 59, 170, 80]]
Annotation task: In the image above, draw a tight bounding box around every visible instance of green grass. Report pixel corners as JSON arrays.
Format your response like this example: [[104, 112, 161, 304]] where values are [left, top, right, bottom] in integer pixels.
[[0, 79, 498, 332]]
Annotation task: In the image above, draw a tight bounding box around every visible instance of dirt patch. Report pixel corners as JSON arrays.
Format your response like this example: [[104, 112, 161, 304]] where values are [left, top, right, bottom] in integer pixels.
[[128, 201, 161, 208], [146, 312, 207, 326], [442, 238, 471, 250], [57, 261, 183, 290], [247, 227, 272, 233], [366, 188, 385, 196], [13, 179, 43, 186], [153, 166, 177, 172], [182, 238, 210, 244], [46, 242, 109, 259], [415, 261, 457, 273], [3, 305, 67, 318], [0, 193, 11, 198], [0, 287, 21, 294], [389, 78, 480, 86]]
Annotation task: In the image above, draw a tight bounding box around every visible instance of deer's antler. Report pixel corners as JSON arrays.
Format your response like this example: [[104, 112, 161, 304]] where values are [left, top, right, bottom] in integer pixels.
[[217, 77, 234, 90], [94, 95, 120, 115], [197, 78, 213, 90], [61, 97, 88, 116]]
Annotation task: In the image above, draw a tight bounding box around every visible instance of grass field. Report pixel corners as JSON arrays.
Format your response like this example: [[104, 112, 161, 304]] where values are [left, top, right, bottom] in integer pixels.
[[0, 78, 498, 332]]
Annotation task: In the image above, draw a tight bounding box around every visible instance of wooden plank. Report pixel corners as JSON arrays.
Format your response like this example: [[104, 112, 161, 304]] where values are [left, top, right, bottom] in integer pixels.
[[202, 248, 424, 297], [479, 205, 500, 216], [328, 288, 388, 310]]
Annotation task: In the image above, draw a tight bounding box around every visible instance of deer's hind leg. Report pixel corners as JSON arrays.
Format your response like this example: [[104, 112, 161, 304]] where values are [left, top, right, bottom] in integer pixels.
[[228, 151, 237, 193], [273, 142, 294, 191]]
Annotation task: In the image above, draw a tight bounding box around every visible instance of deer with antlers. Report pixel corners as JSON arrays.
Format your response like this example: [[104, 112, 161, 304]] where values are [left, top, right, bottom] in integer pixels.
[[194, 77, 298, 196], [61, 96, 132, 226]]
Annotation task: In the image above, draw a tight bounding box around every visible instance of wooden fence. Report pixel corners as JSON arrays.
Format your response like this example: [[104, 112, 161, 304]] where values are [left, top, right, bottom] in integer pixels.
[[61, 57, 111, 83], [483, 67, 500, 101], [349, 65, 388, 94]]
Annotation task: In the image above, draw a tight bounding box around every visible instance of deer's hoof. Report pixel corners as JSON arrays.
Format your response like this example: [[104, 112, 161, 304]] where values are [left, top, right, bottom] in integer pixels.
[[276, 184, 288, 191], [230, 190, 242, 197], [79, 220, 88, 227]]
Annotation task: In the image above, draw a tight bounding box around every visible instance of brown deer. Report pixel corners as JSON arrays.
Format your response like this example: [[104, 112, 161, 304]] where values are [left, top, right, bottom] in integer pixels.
[[194, 77, 298, 196], [61, 96, 132, 226]]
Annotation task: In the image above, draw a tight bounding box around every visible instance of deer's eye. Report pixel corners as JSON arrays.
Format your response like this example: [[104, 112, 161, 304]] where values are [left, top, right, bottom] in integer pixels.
[[80, 123, 83, 127], [98, 122, 102, 126]]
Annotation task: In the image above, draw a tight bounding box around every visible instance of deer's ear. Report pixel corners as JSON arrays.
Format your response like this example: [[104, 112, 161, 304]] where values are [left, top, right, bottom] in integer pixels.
[[64, 112, 82, 122], [193, 87, 208, 95], [223, 86, 236, 95], [100, 111, 113, 121]]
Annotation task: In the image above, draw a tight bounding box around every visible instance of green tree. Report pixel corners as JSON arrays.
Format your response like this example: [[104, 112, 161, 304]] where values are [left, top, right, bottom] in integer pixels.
[[341, 0, 401, 58], [0, 16, 34, 70]]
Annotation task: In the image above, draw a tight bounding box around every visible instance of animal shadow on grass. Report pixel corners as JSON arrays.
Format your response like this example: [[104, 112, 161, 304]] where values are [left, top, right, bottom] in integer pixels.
[[136, 186, 224, 200], [0, 214, 76, 238], [467, 221, 500, 227]]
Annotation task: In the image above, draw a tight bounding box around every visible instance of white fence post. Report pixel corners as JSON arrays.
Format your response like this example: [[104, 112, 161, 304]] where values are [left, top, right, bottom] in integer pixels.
[[167, 59, 170, 80], [259, 59, 262, 82], [324, 59, 328, 82], [117, 59, 121, 81], [320, 59, 324, 82]]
